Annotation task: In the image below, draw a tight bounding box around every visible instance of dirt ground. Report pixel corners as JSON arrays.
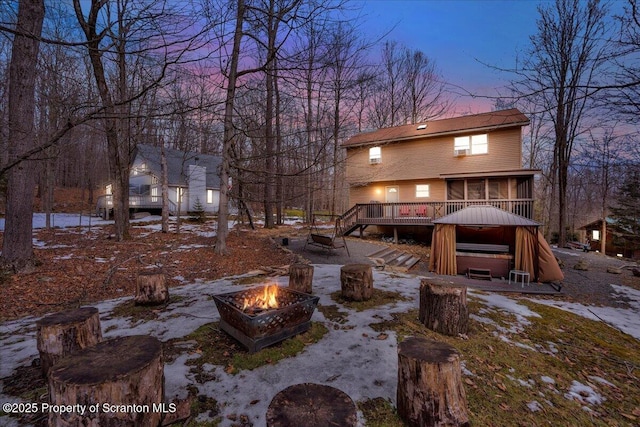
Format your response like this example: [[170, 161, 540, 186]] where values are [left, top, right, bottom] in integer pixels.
[[0, 222, 298, 321], [1, 214, 638, 322]]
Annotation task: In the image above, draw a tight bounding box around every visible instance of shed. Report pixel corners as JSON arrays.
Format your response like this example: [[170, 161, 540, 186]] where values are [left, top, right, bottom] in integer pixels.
[[428, 205, 563, 283]]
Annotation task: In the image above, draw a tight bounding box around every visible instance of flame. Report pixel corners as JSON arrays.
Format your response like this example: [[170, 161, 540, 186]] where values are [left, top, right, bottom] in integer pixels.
[[242, 284, 279, 311]]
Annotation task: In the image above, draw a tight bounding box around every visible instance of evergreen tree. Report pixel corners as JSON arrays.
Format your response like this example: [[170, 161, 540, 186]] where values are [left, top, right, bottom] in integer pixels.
[[609, 169, 640, 250], [191, 197, 206, 223]]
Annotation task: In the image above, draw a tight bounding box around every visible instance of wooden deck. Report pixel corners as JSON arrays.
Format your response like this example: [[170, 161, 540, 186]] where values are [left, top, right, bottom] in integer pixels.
[[339, 200, 534, 236]]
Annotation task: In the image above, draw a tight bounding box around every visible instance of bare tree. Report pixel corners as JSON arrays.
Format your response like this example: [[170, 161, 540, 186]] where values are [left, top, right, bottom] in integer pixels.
[[401, 49, 450, 123], [72, 0, 206, 241], [1, 0, 44, 272], [609, 0, 640, 123], [513, 0, 609, 247], [215, 0, 244, 255]]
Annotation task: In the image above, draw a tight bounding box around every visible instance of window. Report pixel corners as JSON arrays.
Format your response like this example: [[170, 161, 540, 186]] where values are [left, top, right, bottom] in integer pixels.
[[471, 134, 487, 154], [592, 230, 600, 241], [467, 179, 485, 200], [369, 146, 381, 164], [207, 189, 213, 204], [416, 184, 430, 198], [488, 178, 508, 199], [447, 180, 464, 200], [151, 187, 159, 202], [453, 134, 488, 155]]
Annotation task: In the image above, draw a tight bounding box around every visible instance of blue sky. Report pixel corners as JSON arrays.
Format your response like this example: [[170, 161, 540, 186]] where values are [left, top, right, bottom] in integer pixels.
[[356, 0, 547, 113]]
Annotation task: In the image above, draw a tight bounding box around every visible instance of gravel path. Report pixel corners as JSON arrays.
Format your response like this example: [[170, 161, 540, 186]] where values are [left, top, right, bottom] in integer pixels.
[[282, 234, 638, 308]]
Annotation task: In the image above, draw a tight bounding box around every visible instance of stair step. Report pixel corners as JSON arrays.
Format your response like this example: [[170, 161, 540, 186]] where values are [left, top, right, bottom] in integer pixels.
[[367, 247, 421, 272]]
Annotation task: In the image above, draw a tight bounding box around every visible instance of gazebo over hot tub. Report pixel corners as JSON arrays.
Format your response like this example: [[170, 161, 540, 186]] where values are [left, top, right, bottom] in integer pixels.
[[428, 205, 563, 283]]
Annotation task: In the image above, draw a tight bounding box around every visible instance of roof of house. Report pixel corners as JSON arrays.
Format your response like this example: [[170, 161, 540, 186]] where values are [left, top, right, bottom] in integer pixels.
[[433, 205, 540, 227], [342, 108, 530, 148], [134, 144, 222, 188]]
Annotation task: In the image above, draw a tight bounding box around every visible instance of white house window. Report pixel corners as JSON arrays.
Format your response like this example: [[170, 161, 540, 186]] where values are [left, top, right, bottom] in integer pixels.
[[369, 146, 381, 164], [592, 230, 600, 241], [207, 189, 213, 204], [416, 184, 430, 198], [105, 184, 112, 195], [471, 134, 488, 154], [132, 162, 147, 175], [454, 134, 488, 155]]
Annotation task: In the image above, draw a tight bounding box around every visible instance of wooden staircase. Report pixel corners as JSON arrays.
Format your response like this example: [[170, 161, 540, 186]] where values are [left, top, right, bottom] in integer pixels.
[[367, 247, 421, 273]]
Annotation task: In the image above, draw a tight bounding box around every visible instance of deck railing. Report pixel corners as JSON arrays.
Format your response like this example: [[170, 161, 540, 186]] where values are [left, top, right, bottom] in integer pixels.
[[339, 200, 534, 235], [96, 195, 177, 217]]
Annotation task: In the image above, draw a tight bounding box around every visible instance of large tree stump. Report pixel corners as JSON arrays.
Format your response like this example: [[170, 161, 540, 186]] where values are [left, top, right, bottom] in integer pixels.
[[288, 264, 314, 293], [397, 337, 469, 427], [48, 335, 164, 427], [135, 271, 169, 305], [340, 263, 373, 301], [36, 307, 102, 377], [419, 280, 468, 336], [266, 383, 357, 427]]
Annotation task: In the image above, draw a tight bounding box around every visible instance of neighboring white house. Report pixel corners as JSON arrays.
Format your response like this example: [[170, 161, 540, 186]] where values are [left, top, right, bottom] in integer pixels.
[[96, 144, 223, 219]]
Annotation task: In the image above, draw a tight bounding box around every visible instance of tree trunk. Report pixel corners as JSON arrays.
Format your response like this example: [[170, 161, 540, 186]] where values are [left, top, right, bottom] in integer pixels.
[[266, 383, 357, 427], [340, 263, 373, 301], [48, 335, 164, 427], [397, 337, 469, 427], [73, 0, 130, 241], [288, 264, 314, 294], [419, 280, 468, 336], [0, 0, 45, 272], [215, 0, 245, 255], [36, 307, 102, 377], [161, 143, 170, 233], [135, 272, 169, 305]]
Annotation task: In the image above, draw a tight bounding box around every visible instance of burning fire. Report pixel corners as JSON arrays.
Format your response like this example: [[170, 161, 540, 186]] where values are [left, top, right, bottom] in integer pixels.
[[242, 284, 279, 312]]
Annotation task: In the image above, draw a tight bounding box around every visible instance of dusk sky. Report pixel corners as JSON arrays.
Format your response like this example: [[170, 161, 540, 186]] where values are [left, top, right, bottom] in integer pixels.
[[355, 0, 549, 114]]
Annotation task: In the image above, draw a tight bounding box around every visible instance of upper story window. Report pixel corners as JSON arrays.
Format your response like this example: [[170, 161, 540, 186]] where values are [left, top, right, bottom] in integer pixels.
[[454, 134, 488, 155], [369, 146, 382, 164], [132, 162, 147, 176]]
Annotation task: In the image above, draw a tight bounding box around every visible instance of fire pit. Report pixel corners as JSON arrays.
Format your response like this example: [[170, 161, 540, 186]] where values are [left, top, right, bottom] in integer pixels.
[[213, 285, 319, 353]]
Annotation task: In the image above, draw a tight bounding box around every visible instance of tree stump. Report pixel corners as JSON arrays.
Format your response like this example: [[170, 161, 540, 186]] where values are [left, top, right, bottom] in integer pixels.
[[340, 263, 373, 301], [48, 335, 164, 427], [135, 271, 169, 305], [397, 337, 469, 427], [419, 280, 468, 336], [266, 383, 357, 427], [288, 264, 314, 293], [36, 307, 102, 377]]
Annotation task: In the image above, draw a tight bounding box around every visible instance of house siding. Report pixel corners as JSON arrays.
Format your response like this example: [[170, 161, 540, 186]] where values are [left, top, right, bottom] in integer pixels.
[[349, 179, 446, 205], [345, 128, 523, 206]]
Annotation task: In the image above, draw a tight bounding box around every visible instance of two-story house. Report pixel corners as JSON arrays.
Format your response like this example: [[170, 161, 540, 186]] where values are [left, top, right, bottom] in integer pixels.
[[340, 108, 539, 238], [96, 144, 222, 219]]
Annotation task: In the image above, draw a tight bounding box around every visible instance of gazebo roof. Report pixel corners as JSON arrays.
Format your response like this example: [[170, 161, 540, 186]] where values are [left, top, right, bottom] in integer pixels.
[[433, 205, 540, 227]]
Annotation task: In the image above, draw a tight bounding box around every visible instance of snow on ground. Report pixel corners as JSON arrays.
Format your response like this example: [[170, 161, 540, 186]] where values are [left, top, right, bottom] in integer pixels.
[[2, 262, 639, 426], [531, 284, 640, 340]]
